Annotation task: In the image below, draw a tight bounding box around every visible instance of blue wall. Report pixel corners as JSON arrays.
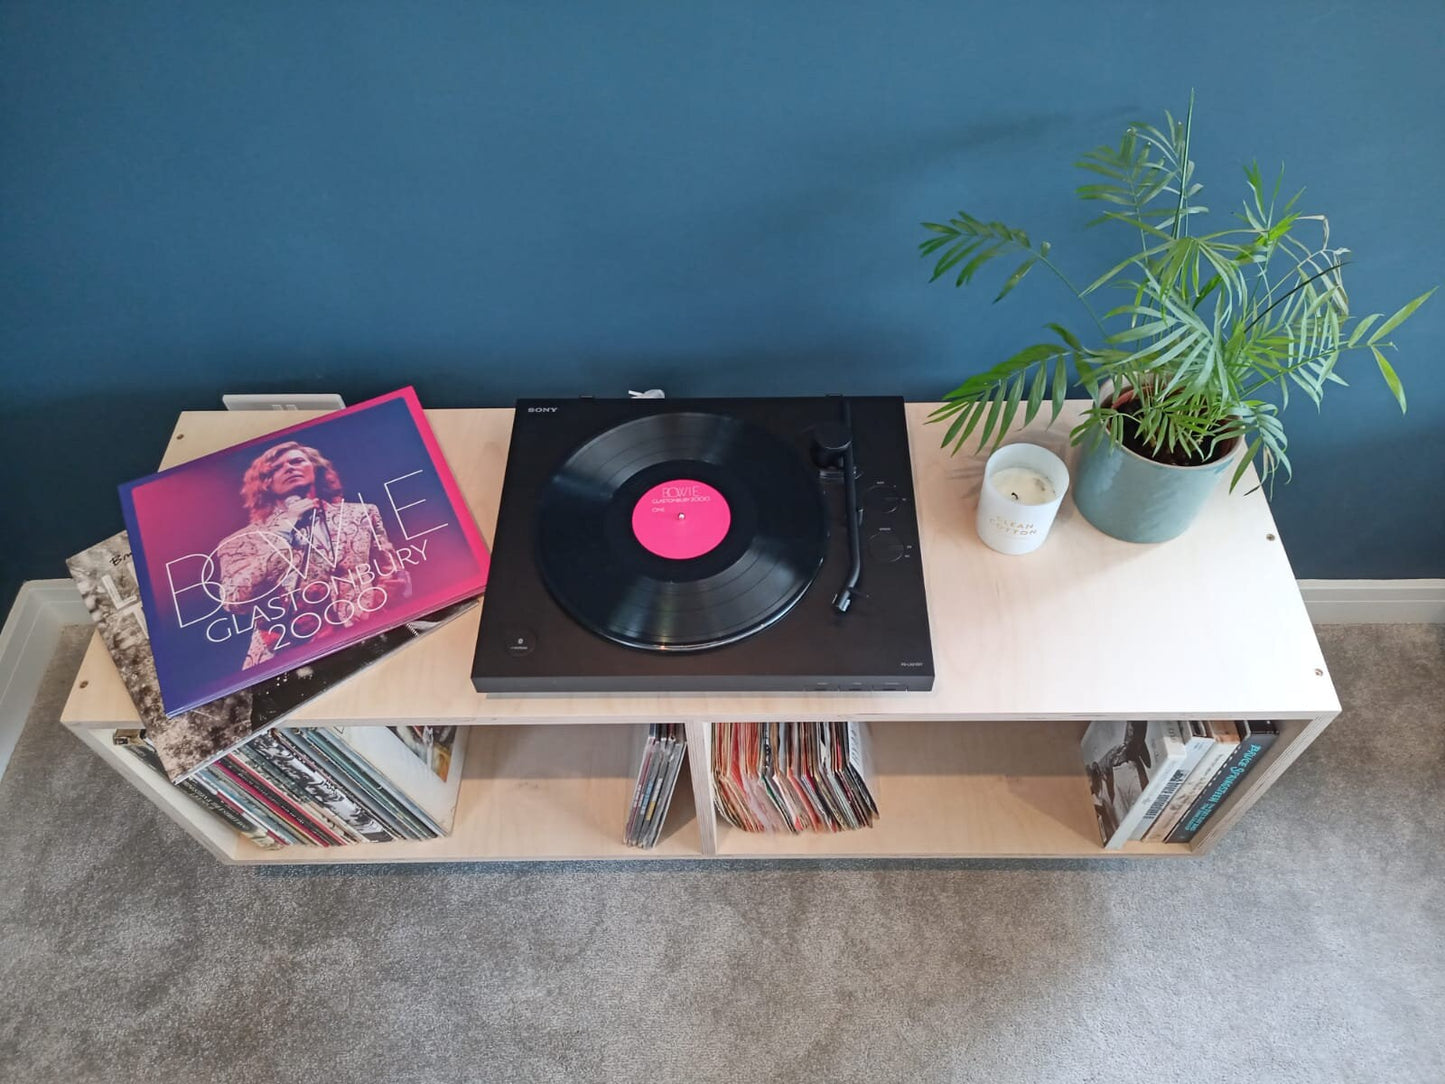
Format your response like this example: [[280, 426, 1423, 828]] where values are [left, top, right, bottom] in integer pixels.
[[3, 1, 1442, 607]]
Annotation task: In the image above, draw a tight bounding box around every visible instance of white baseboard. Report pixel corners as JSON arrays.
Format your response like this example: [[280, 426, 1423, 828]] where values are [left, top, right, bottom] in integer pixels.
[[1297, 579, 1445, 624], [0, 580, 89, 780]]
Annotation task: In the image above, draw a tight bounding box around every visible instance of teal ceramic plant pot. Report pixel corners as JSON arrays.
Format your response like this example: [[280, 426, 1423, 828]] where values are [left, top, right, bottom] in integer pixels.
[[1073, 436, 1237, 543]]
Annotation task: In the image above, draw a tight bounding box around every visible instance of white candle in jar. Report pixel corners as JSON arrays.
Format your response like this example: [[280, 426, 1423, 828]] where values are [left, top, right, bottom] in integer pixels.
[[989, 466, 1057, 506], [975, 443, 1070, 555]]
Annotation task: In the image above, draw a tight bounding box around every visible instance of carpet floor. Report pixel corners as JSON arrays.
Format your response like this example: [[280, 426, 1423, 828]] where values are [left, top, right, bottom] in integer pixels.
[[1, 624, 1441, 1084]]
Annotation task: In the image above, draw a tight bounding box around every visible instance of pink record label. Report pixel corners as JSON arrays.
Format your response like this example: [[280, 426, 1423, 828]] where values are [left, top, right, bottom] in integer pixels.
[[632, 479, 731, 560]]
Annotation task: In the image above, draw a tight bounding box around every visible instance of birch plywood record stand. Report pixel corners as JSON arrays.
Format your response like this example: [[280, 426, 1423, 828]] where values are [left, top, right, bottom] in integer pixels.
[[61, 402, 1340, 864]]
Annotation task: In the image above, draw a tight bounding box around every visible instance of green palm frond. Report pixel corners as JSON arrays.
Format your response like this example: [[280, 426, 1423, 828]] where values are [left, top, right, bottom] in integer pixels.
[[920, 94, 1434, 490]]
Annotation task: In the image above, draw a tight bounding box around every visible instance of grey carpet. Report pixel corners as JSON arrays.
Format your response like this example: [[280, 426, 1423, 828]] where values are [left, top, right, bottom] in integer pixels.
[[1, 625, 1442, 1084]]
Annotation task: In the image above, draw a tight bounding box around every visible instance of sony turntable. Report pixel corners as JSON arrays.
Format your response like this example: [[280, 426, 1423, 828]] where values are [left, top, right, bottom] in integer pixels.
[[470, 396, 934, 693]]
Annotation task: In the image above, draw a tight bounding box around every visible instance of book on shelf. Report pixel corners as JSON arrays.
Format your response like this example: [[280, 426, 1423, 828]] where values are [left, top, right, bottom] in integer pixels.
[[1142, 722, 1241, 843], [1129, 721, 1216, 841], [713, 721, 878, 834], [1081, 720, 1192, 850], [117, 386, 490, 717], [1166, 722, 1279, 844], [67, 530, 477, 783], [624, 724, 688, 848]]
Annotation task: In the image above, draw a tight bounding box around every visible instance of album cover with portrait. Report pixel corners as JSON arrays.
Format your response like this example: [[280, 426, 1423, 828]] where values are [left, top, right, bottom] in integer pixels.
[[119, 387, 490, 717]]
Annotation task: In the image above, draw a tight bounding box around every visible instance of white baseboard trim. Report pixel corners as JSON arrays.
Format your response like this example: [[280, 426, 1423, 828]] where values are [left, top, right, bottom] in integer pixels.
[[1297, 579, 1445, 624], [0, 579, 89, 780]]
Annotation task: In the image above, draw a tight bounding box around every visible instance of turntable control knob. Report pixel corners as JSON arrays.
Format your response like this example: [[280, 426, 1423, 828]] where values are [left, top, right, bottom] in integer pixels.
[[866, 530, 907, 563], [864, 484, 902, 515], [811, 423, 852, 470]]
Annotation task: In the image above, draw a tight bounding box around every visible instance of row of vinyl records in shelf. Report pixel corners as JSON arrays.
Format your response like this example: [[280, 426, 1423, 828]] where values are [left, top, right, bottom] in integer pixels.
[[722, 718, 1274, 847], [115, 719, 880, 851], [114, 723, 463, 850], [118, 717, 1276, 853]]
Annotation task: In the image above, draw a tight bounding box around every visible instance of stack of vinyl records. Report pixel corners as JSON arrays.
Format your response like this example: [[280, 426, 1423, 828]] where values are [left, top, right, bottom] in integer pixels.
[[712, 721, 878, 833], [70, 525, 479, 850], [624, 724, 688, 848], [116, 723, 465, 849], [66, 388, 492, 851]]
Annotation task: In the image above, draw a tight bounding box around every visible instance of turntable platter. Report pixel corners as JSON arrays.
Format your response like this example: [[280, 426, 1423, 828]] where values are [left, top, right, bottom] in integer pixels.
[[535, 412, 828, 651]]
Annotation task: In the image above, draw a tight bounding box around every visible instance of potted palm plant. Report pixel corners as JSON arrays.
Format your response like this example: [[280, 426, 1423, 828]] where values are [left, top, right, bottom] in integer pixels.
[[920, 94, 1434, 542]]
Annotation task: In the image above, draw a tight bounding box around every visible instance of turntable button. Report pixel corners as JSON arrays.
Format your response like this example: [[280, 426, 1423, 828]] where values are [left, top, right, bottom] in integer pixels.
[[503, 628, 537, 657]]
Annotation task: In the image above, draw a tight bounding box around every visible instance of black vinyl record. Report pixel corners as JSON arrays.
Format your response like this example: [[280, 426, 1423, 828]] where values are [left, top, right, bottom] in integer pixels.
[[536, 412, 828, 650]]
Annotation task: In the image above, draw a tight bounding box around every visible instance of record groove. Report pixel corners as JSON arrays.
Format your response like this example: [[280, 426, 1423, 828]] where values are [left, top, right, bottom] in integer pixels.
[[536, 412, 827, 650]]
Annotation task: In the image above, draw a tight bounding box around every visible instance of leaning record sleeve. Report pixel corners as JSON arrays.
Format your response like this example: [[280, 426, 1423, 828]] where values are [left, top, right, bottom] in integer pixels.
[[118, 387, 490, 717]]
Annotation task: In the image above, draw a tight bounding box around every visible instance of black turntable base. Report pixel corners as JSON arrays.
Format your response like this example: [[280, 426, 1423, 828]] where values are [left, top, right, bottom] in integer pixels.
[[470, 396, 934, 693]]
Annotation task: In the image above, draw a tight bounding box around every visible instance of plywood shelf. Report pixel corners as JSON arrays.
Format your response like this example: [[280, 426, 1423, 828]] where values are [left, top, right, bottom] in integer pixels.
[[86, 723, 701, 864], [712, 721, 1191, 859], [230, 724, 701, 863], [59, 402, 1340, 863]]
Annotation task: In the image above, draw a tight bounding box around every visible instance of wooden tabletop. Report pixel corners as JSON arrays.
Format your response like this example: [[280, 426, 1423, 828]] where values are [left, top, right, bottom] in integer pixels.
[[62, 401, 1339, 728]]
